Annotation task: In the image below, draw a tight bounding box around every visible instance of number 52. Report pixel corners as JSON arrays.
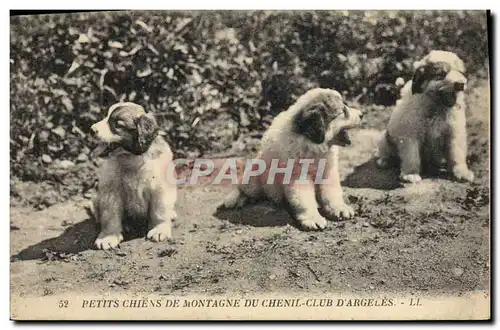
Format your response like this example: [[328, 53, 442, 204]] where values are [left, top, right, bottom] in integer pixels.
[[58, 300, 69, 308]]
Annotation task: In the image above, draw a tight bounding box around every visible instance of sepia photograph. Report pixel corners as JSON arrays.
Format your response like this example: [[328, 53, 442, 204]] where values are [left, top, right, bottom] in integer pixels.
[[9, 9, 491, 320]]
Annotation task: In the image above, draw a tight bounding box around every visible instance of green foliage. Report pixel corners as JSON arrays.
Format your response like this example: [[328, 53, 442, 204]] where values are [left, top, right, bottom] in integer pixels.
[[10, 10, 488, 183]]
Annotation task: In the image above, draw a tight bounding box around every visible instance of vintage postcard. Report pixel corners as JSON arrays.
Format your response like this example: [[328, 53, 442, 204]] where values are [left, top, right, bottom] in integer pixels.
[[9, 9, 491, 321]]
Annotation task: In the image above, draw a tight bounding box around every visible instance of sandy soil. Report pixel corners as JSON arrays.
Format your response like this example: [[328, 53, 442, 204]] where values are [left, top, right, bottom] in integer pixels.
[[10, 80, 490, 298]]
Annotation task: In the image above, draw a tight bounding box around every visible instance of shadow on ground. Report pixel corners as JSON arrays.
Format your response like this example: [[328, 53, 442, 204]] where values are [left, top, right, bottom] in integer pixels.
[[213, 202, 292, 228], [11, 218, 97, 261], [343, 159, 403, 190], [10, 217, 150, 262]]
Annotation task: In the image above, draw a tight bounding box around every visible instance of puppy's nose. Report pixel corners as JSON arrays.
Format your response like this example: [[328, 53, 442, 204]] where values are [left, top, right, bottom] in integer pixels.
[[454, 82, 465, 91], [359, 112, 364, 120]]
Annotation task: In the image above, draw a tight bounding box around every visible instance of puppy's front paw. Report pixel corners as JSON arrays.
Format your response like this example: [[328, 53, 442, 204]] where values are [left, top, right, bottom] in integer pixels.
[[400, 173, 422, 183], [147, 222, 172, 242], [297, 213, 328, 231], [95, 233, 123, 250], [452, 166, 475, 182], [324, 202, 355, 220]]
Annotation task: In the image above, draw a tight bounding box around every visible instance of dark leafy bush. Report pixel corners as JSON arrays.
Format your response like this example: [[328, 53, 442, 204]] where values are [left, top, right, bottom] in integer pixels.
[[10, 10, 489, 184]]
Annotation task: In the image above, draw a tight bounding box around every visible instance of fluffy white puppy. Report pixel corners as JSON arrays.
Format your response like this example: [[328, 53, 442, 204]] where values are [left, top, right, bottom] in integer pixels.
[[89, 102, 177, 250], [219, 88, 363, 231], [377, 50, 474, 183]]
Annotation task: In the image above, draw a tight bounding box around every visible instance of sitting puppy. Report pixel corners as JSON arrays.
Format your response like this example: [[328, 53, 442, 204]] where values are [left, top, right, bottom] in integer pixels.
[[376, 50, 474, 183], [90, 102, 177, 250], [219, 88, 363, 231]]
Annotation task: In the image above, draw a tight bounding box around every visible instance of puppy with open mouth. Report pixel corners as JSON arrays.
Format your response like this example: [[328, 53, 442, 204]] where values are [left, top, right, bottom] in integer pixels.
[[219, 88, 364, 231], [376, 50, 474, 183], [89, 102, 177, 250]]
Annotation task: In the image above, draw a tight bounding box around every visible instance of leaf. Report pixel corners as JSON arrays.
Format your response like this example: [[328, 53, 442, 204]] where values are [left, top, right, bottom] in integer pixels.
[[61, 96, 74, 112], [28, 132, 36, 150], [77, 34, 90, 43], [63, 77, 82, 86], [72, 125, 85, 138], [239, 109, 250, 127], [191, 117, 200, 127], [103, 86, 117, 99], [41, 154, 52, 164], [191, 70, 203, 85], [66, 60, 81, 76], [120, 45, 142, 57], [52, 89, 68, 97], [166, 68, 174, 79], [51, 126, 66, 138], [99, 69, 108, 90], [173, 43, 188, 54], [129, 90, 137, 101], [68, 27, 80, 35], [135, 19, 153, 33], [108, 41, 124, 49], [147, 43, 160, 56], [38, 130, 50, 143], [174, 18, 193, 33], [209, 100, 221, 111], [136, 65, 153, 78]]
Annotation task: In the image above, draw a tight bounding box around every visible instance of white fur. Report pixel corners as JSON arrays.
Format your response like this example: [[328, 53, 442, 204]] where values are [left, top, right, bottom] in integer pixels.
[[377, 51, 474, 183], [220, 88, 363, 231], [91, 103, 177, 250]]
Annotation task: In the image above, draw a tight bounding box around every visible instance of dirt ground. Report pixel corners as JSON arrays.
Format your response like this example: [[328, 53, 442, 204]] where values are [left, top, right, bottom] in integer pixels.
[[10, 80, 490, 299]]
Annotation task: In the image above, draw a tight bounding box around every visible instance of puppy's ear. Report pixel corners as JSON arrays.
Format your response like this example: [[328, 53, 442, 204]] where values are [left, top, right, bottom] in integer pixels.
[[294, 107, 326, 144], [134, 113, 159, 154], [411, 66, 426, 94]]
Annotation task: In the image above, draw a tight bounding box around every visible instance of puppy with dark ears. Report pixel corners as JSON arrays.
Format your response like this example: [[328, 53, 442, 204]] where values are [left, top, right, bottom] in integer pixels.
[[220, 88, 363, 231], [376, 50, 474, 183], [90, 102, 177, 250]]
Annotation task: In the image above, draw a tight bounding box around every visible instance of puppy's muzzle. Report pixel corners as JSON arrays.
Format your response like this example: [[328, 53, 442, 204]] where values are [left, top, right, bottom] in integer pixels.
[[332, 107, 364, 147], [90, 121, 121, 157]]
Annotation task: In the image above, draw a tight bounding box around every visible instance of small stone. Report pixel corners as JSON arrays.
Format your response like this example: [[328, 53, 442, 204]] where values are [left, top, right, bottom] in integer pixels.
[[269, 274, 277, 280], [362, 222, 369, 227], [452, 267, 464, 277], [369, 285, 375, 290], [115, 251, 127, 257]]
